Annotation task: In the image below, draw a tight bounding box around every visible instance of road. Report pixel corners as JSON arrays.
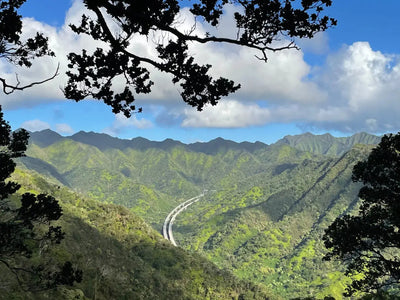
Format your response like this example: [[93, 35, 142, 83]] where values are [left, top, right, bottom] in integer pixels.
[[163, 193, 204, 246]]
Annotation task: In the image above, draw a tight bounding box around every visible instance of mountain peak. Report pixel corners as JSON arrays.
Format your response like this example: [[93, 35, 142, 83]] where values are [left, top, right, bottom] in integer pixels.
[[29, 129, 63, 147]]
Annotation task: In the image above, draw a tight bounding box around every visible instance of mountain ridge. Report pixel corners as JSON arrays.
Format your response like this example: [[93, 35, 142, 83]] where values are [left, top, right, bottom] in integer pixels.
[[28, 129, 381, 156]]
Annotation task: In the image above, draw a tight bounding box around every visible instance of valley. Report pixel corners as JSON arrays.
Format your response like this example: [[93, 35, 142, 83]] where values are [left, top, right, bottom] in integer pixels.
[[11, 129, 386, 299]]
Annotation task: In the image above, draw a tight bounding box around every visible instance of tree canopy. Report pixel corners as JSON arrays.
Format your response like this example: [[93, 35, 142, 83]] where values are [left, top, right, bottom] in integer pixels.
[[323, 133, 400, 295], [64, 0, 336, 116]]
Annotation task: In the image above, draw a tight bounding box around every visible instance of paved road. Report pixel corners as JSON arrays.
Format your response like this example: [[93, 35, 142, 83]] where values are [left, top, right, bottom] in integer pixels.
[[163, 193, 204, 246]]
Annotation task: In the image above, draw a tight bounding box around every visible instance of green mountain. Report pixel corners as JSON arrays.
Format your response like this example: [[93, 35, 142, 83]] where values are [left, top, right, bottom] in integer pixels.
[[276, 132, 380, 156], [175, 145, 374, 299], [15, 130, 384, 298], [22, 130, 273, 228], [4, 168, 272, 300]]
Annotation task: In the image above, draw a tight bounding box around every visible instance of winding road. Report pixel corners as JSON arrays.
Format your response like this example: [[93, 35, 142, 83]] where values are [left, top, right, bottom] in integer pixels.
[[163, 193, 204, 246]]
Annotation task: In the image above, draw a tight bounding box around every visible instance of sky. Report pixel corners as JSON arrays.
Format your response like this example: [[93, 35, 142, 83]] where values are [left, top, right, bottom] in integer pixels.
[[1, 0, 400, 144]]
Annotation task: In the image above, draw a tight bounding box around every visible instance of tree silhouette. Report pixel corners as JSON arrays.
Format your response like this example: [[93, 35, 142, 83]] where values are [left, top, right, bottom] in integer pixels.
[[323, 133, 400, 296], [0, 1, 81, 291], [0, 106, 82, 290], [64, 0, 336, 117], [0, 0, 58, 94]]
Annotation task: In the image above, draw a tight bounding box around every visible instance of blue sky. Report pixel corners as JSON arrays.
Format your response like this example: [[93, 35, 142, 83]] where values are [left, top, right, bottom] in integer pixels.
[[1, 0, 400, 144]]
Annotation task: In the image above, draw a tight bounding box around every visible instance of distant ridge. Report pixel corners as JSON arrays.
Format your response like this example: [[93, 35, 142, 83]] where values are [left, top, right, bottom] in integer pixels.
[[187, 137, 267, 155], [28, 129, 381, 156], [276, 132, 381, 156], [28, 130, 267, 154], [70, 130, 129, 150]]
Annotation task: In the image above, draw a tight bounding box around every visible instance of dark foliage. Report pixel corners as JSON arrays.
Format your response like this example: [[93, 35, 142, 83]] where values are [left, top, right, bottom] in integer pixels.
[[0, 0, 58, 94], [0, 106, 81, 291], [64, 0, 336, 116], [324, 133, 400, 295]]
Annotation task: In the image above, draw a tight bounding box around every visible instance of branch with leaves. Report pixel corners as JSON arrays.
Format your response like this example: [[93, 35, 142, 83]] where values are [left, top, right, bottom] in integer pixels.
[[64, 0, 336, 117]]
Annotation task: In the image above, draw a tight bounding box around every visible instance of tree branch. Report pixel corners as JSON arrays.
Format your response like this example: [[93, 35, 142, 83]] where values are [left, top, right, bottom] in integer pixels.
[[0, 63, 60, 95], [157, 23, 298, 54]]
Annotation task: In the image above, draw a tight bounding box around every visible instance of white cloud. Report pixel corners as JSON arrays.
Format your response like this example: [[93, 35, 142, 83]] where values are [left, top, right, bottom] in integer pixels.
[[182, 100, 271, 128], [103, 113, 153, 136], [181, 6, 326, 105], [20, 119, 74, 134], [296, 32, 329, 55], [182, 42, 400, 133], [55, 123, 74, 134], [313, 42, 400, 132], [181, 101, 352, 128], [21, 119, 50, 131]]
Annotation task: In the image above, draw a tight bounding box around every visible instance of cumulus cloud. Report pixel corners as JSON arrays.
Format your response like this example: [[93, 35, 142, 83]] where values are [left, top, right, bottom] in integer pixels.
[[313, 42, 400, 132], [55, 123, 74, 134], [182, 42, 400, 133], [103, 113, 153, 136], [21, 119, 50, 131], [181, 101, 351, 128], [182, 100, 271, 128], [0, 0, 102, 108], [296, 32, 330, 55], [182, 6, 326, 105]]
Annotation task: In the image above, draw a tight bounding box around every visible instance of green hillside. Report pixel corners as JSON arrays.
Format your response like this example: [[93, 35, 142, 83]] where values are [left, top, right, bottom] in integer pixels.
[[4, 168, 272, 300], [175, 145, 374, 299], [21, 131, 276, 228], [15, 130, 386, 298]]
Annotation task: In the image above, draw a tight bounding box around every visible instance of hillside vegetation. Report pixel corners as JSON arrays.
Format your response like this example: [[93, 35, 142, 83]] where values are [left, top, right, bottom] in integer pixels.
[[175, 145, 373, 299], [4, 168, 272, 299], [15, 130, 384, 298]]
